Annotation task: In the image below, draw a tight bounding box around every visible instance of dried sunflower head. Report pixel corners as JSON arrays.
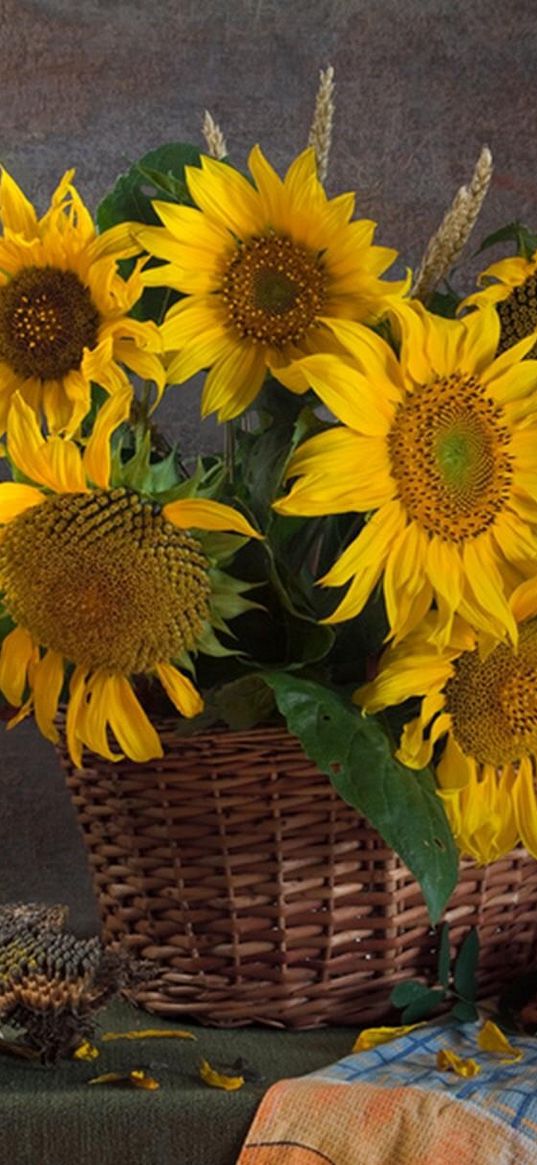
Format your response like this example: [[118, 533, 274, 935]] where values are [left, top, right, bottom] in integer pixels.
[[0, 901, 133, 1064]]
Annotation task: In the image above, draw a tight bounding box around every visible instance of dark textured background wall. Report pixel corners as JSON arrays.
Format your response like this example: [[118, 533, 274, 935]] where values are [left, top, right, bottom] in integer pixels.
[[2, 0, 537, 933]]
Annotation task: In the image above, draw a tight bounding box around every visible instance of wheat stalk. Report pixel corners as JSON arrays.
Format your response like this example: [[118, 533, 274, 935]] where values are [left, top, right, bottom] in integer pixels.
[[307, 65, 335, 184], [411, 145, 493, 301], [202, 110, 227, 160]]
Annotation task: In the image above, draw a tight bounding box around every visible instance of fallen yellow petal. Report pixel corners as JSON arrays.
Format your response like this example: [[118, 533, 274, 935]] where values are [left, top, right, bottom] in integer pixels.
[[477, 1020, 523, 1062], [437, 1049, 481, 1078], [73, 1040, 100, 1061], [129, 1070, 160, 1091], [352, 1023, 425, 1052], [102, 1028, 196, 1042], [88, 1070, 160, 1090], [199, 1058, 245, 1091]]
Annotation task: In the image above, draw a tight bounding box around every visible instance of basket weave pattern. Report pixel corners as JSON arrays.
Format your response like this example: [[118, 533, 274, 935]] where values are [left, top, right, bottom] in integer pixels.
[[58, 725, 537, 1028]]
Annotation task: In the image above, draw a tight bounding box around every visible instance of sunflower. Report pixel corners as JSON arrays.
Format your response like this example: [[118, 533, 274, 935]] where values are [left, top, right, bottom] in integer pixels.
[[356, 592, 537, 865], [0, 168, 164, 435], [462, 250, 537, 357], [135, 146, 409, 420], [273, 301, 537, 646], [0, 391, 261, 766]]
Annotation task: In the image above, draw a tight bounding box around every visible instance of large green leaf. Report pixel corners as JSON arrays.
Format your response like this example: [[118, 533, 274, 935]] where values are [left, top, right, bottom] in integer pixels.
[[97, 141, 203, 232], [263, 672, 458, 923]]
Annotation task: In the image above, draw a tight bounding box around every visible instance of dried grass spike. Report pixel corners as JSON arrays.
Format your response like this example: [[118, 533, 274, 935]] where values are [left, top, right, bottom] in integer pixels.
[[308, 65, 335, 184], [202, 110, 227, 160], [411, 146, 493, 301]]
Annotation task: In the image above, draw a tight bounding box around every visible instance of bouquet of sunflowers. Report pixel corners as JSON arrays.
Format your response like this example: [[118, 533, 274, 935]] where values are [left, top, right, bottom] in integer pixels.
[[2, 69, 537, 925]]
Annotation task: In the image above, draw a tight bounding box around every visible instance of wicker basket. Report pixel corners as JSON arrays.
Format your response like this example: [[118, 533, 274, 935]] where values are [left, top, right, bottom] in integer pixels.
[[57, 723, 537, 1029]]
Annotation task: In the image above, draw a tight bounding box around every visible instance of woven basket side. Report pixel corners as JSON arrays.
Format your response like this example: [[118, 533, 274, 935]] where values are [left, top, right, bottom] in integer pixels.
[[59, 725, 537, 1028]]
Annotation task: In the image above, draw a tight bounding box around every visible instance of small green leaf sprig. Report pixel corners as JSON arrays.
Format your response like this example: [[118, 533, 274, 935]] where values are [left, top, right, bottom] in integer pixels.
[[390, 926, 480, 1024]]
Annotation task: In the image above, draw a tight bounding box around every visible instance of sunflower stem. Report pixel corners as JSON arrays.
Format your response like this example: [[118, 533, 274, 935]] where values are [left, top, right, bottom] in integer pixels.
[[224, 421, 236, 484]]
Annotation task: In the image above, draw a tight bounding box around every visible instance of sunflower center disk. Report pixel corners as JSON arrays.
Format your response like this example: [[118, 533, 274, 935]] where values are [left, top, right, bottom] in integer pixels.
[[387, 374, 513, 541], [0, 489, 211, 674], [0, 266, 100, 380], [498, 273, 537, 355], [445, 622, 537, 766], [221, 234, 327, 347]]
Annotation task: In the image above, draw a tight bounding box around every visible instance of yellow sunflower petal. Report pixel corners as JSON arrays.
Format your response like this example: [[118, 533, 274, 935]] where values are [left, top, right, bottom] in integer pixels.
[[32, 650, 64, 745], [280, 427, 394, 514], [248, 144, 286, 227], [89, 220, 142, 261], [0, 168, 38, 238], [43, 438, 88, 493], [477, 1020, 523, 1062], [321, 502, 404, 623], [356, 654, 451, 715], [463, 535, 518, 644], [78, 673, 125, 764], [319, 317, 404, 399], [105, 675, 163, 763], [155, 663, 204, 718], [481, 332, 537, 386], [7, 393, 48, 481], [289, 354, 395, 435], [436, 1050, 481, 1078], [493, 510, 537, 564], [151, 200, 230, 250], [389, 302, 434, 386], [425, 537, 464, 645], [0, 627, 36, 707], [383, 522, 430, 639], [199, 1058, 245, 1092], [83, 382, 132, 488], [200, 343, 267, 420], [352, 1024, 425, 1052], [114, 342, 165, 403], [161, 295, 225, 349], [436, 730, 477, 790], [512, 757, 537, 860], [510, 576, 537, 623], [66, 666, 88, 770], [0, 482, 45, 523], [186, 156, 261, 238], [479, 256, 534, 286], [166, 330, 234, 384], [398, 710, 451, 769], [163, 497, 261, 539], [459, 305, 500, 375]]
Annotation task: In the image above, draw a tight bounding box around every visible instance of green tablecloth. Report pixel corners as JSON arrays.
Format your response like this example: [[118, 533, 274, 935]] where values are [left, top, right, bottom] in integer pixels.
[[0, 1001, 356, 1165]]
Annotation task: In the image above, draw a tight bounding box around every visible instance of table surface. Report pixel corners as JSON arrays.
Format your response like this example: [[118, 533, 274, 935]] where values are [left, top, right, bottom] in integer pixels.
[[0, 1000, 356, 1165]]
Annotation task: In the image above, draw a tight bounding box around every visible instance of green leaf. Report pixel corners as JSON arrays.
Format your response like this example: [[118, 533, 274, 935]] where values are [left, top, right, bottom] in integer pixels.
[[453, 928, 479, 1001], [426, 286, 461, 318], [97, 141, 203, 232], [402, 988, 446, 1024], [235, 381, 323, 528], [390, 981, 431, 1009], [449, 999, 478, 1023], [263, 673, 458, 922], [437, 923, 451, 989], [475, 221, 537, 261], [214, 675, 276, 730]]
